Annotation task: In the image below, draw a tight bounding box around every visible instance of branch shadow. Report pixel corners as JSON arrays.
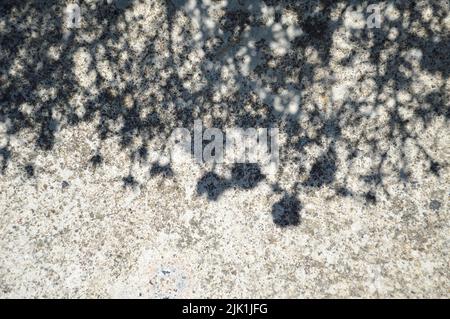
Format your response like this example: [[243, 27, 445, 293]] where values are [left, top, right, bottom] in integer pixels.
[[0, 0, 447, 227]]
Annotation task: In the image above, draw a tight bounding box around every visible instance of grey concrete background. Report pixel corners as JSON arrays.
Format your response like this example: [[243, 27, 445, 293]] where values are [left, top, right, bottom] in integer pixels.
[[0, 0, 449, 298]]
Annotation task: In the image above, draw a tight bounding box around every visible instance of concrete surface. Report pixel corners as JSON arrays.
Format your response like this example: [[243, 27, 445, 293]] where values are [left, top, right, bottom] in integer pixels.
[[0, 0, 449, 298]]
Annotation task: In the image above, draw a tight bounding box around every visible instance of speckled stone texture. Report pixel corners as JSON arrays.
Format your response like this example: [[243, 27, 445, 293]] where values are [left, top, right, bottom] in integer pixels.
[[0, 0, 449, 298]]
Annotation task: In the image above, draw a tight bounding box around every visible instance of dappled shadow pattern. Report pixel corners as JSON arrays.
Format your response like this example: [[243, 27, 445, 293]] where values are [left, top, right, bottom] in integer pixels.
[[0, 0, 448, 226]]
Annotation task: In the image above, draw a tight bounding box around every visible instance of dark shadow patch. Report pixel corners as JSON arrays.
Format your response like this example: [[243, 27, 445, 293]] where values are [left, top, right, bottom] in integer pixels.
[[24, 164, 35, 178], [138, 145, 148, 161], [418, 36, 450, 77], [399, 168, 411, 182], [430, 161, 441, 176], [122, 174, 138, 188], [0, 147, 11, 174], [36, 119, 58, 151], [429, 200, 441, 211], [301, 14, 329, 40], [360, 173, 383, 186], [150, 163, 174, 178], [196, 172, 227, 201], [90, 154, 103, 167], [364, 191, 377, 205], [271, 194, 301, 227], [336, 187, 353, 197], [114, 0, 134, 10], [303, 145, 336, 187], [230, 163, 265, 190], [196, 163, 265, 201]]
